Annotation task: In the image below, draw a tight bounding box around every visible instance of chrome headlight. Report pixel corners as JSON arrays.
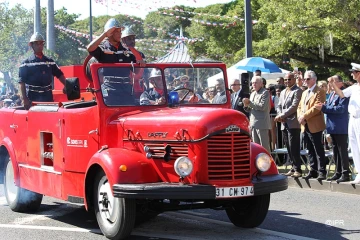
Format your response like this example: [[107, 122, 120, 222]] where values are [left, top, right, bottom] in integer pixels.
[[174, 157, 193, 177], [255, 153, 271, 172]]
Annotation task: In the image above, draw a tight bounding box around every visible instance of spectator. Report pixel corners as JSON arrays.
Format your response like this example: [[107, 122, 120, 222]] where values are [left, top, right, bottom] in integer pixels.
[[243, 76, 272, 153], [297, 70, 327, 180], [275, 73, 303, 177], [230, 78, 249, 117], [277, 77, 285, 86], [329, 63, 360, 184], [212, 78, 227, 104], [315, 75, 350, 182], [18, 32, 66, 109]]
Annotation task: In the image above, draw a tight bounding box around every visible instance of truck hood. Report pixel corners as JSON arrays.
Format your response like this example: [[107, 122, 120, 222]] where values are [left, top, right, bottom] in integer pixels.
[[116, 107, 249, 141]]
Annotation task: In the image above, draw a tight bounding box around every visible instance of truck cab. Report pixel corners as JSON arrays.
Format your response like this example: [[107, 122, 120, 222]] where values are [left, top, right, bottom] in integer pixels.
[[0, 59, 287, 240]]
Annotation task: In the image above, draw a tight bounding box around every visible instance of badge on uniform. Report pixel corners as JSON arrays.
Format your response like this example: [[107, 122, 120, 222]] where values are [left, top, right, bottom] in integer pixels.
[[124, 50, 130, 57], [46, 61, 50, 67]]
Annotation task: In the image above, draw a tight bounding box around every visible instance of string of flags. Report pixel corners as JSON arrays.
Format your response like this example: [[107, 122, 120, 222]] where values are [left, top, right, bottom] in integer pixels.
[[163, 7, 243, 21], [55, 25, 87, 48]]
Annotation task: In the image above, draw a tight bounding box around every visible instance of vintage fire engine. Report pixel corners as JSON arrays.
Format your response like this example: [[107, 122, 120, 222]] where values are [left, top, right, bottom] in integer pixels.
[[0, 57, 287, 239]]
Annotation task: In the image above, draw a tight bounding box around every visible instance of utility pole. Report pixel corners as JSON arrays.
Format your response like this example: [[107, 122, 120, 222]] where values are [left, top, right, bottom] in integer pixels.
[[47, 0, 55, 51], [34, 0, 41, 33], [244, 0, 252, 58], [89, 0, 93, 41]]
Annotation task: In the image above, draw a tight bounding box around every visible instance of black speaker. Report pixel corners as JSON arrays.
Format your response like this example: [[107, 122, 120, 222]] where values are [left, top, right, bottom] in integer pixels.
[[65, 77, 80, 100], [240, 72, 251, 97]]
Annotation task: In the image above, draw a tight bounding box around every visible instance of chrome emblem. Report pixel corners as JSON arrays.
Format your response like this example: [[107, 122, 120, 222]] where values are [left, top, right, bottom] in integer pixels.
[[226, 125, 240, 133], [148, 132, 168, 138]]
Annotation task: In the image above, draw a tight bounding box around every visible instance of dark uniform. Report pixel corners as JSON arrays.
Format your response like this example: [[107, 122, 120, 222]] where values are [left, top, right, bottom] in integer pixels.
[[140, 88, 162, 105], [89, 40, 137, 106], [18, 54, 63, 102]]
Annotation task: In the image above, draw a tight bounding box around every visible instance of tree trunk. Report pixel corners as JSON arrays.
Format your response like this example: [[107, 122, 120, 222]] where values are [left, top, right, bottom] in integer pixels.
[[1, 71, 14, 94]]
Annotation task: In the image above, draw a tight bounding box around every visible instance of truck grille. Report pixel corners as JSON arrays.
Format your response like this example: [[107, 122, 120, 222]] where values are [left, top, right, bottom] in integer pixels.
[[144, 143, 188, 161], [207, 133, 251, 180]]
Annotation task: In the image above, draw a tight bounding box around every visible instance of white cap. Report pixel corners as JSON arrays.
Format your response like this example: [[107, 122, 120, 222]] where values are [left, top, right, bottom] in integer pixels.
[[349, 62, 360, 72]]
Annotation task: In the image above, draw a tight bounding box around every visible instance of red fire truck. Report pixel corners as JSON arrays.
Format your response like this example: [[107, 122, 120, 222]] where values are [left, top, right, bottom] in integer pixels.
[[0, 58, 287, 239]]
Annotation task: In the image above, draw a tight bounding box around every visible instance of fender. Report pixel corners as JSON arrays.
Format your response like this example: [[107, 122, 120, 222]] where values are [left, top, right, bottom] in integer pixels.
[[1, 137, 20, 186], [83, 148, 159, 209], [250, 142, 279, 175]]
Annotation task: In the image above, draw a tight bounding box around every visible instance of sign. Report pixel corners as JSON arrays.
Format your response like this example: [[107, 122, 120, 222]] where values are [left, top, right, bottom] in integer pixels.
[[215, 186, 254, 198]]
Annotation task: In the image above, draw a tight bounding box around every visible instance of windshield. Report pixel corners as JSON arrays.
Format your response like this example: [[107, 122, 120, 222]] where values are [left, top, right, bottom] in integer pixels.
[[97, 66, 227, 106]]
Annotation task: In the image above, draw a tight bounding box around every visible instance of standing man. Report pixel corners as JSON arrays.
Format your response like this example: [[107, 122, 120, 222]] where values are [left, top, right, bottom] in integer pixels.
[[315, 75, 350, 182], [275, 73, 303, 177], [230, 78, 249, 117], [329, 63, 360, 184], [19, 32, 66, 109], [212, 78, 227, 104], [297, 70, 327, 180], [243, 76, 271, 153], [87, 18, 145, 105], [121, 27, 146, 61]]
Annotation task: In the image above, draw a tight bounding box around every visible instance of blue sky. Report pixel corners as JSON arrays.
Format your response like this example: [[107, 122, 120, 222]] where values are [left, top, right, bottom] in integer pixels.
[[1, 0, 233, 19]]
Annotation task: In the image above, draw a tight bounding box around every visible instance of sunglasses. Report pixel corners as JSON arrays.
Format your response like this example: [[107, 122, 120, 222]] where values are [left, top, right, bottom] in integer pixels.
[[284, 78, 293, 81], [304, 78, 312, 81]]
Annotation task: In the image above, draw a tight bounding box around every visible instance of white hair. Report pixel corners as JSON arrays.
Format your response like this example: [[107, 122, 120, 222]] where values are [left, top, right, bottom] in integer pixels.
[[305, 70, 317, 80]]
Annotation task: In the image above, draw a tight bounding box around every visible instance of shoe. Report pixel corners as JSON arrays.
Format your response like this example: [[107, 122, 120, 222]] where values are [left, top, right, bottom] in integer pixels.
[[284, 170, 294, 176], [336, 175, 350, 183], [326, 174, 341, 181], [292, 171, 302, 178], [317, 173, 326, 181], [303, 172, 318, 180]]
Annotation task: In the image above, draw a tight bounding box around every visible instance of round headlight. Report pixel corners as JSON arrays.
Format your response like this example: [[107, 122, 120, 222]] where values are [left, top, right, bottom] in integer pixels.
[[174, 157, 193, 177], [255, 153, 271, 172]]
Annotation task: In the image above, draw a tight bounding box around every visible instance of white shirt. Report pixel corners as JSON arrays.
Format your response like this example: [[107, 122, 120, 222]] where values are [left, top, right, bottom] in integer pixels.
[[343, 84, 360, 118]]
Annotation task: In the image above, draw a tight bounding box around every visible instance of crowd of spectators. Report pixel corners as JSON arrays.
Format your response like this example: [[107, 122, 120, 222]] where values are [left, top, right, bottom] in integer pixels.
[[0, 82, 22, 108]]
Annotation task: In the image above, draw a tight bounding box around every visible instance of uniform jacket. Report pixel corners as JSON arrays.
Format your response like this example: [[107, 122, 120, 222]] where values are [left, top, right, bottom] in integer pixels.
[[321, 89, 349, 134], [244, 87, 271, 129], [276, 84, 303, 130], [297, 85, 326, 133]]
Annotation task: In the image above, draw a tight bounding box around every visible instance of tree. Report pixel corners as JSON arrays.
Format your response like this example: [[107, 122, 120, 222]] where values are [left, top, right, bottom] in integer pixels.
[[256, 0, 360, 78]]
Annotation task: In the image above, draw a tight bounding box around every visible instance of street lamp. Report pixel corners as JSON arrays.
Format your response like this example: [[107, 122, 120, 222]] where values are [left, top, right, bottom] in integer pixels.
[[89, 0, 93, 41]]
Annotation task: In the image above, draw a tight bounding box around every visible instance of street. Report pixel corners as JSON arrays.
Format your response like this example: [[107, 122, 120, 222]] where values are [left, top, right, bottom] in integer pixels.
[[0, 184, 359, 240]]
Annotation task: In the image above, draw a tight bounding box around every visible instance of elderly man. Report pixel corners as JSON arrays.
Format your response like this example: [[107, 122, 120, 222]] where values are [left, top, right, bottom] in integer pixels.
[[275, 73, 303, 177], [212, 78, 227, 104], [140, 69, 165, 105], [230, 78, 249, 117], [297, 70, 327, 180], [243, 76, 271, 152], [328, 63, 360, 184], [315, 75, 350, 182]]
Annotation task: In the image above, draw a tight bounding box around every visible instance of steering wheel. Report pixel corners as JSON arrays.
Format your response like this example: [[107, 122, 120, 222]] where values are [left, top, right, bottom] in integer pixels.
[[172, 87, 199, 103]]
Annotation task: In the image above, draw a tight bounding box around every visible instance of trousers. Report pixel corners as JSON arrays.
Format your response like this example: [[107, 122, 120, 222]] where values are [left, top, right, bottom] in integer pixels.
[[349, 116, 360, 178]]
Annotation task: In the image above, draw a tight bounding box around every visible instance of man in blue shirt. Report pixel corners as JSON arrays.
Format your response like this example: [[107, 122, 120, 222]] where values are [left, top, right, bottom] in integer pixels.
[[18, 32, 66, 109]]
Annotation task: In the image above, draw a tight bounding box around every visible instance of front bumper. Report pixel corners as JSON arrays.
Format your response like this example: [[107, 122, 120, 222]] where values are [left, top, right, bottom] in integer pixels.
[[113, 174, 288, 199]]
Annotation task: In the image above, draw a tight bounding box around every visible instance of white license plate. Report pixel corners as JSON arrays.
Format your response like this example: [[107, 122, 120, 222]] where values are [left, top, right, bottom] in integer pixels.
[[215, 186, 254, 198]]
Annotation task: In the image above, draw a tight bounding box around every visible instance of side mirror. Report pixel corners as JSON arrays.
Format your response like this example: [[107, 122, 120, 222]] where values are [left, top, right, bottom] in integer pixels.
[[65, 77, 80, 100], [168, 91, 179, 106]]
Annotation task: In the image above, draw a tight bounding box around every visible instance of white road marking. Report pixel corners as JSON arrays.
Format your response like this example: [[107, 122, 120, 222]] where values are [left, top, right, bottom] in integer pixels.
[[11, 204, 75, 225], [0, 224, 101, 233], [0, 197, 7, 206]]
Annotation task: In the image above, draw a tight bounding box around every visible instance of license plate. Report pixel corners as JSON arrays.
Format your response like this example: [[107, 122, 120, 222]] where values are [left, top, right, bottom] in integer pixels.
[[215, 186, 254, 198]]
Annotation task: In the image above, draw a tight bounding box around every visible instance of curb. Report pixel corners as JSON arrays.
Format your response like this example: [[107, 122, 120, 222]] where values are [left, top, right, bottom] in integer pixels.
[[286, 177, 360, 195]]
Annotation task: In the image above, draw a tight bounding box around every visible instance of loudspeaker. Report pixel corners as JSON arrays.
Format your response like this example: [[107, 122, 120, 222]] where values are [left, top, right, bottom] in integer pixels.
[[240, 72, 251, 97], [65, 77, 80, 100]]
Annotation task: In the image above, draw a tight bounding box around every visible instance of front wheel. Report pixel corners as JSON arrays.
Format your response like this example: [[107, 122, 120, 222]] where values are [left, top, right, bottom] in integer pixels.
[[4, 156, 43, 212], [225, 194, 270, 228], [93, 170, 136, 240]]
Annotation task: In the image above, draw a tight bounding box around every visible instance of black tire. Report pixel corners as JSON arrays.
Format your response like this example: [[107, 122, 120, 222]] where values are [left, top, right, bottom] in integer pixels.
[[93, 170, 136, 240], [225, 194, 270, 228], [3, 156, 43, 212]]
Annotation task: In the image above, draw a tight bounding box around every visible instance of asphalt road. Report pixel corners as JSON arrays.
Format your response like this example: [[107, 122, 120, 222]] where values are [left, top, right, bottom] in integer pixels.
[[0, 184, 359, 240]]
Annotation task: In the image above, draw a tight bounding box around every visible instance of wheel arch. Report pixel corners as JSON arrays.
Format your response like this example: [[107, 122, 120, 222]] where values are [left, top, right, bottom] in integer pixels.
[[0, 138, 19, 185], [83, 148, 159, 210]]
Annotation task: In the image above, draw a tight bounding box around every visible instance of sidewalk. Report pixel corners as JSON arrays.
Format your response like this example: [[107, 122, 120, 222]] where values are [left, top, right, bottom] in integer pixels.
[[286, 177, 360, 195]]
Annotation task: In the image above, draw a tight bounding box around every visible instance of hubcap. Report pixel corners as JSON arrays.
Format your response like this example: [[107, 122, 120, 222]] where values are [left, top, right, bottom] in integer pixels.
[[5, 160, 18, 203], [98, 177, 118, 223]]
